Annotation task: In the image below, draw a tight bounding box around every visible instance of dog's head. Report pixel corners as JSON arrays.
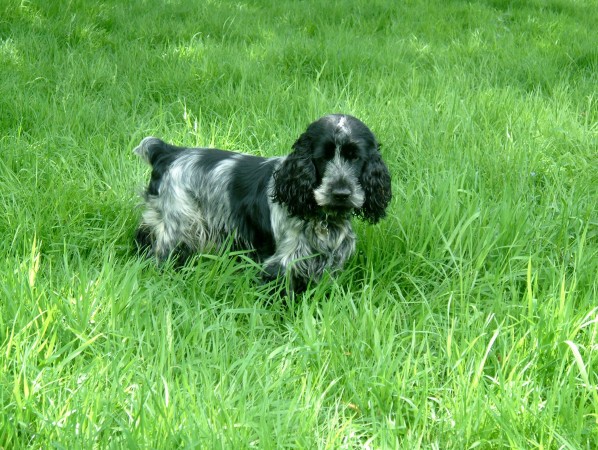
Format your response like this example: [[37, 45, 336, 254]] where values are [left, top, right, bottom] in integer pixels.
[[273, 114, 392, 223]]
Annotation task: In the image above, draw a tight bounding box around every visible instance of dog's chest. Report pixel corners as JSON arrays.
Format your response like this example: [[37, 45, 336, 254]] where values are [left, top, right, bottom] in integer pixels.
[[307, 219, 356, 261]]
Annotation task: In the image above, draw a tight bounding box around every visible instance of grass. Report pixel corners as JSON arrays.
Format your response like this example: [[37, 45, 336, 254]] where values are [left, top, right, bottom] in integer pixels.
[[1, 0, 597, 447]]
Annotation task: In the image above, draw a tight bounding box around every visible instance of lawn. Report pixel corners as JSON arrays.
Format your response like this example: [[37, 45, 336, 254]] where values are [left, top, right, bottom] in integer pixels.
[[1, 0, 597, 448]]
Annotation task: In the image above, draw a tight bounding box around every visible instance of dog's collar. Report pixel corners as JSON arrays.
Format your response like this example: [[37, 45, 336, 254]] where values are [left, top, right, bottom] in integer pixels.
[[311, 209, 352, 231], [315, 216, 329, 236]]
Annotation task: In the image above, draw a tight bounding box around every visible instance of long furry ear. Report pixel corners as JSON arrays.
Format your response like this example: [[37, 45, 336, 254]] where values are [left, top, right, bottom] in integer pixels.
[[272, 134, 318, 218], [357, 148, 392, 224]]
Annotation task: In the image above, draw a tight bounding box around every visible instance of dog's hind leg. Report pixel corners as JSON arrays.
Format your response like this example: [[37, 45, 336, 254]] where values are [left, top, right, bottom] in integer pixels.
[[139, 179, 202, 263]]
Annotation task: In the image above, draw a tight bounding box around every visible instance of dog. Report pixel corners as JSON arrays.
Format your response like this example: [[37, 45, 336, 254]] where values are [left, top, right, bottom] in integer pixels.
[[134, 114, 392, 293]]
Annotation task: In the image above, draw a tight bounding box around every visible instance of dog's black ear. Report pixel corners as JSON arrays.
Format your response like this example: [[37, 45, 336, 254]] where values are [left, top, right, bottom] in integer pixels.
[[357, 146, 392, 224], [272, 133, 318, 218]]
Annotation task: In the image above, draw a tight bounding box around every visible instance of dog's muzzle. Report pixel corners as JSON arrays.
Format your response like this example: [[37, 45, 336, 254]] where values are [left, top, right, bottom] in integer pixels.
[[314, 157, 365, 210]]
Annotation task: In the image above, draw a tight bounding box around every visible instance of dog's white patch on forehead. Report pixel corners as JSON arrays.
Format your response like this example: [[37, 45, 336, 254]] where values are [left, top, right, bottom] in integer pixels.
[[336, 116, 350, 137]]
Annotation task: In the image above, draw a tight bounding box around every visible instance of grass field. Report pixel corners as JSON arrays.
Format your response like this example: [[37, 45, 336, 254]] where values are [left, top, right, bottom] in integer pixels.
[[1, 0, 597, 447]]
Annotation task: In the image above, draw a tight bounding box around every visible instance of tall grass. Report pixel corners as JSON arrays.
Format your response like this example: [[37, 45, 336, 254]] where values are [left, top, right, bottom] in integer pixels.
[[1, 0, 597, 447]]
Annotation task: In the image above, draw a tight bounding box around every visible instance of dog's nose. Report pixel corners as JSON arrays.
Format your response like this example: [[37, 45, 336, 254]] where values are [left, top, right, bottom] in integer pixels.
[[332, 187, 352, 201]]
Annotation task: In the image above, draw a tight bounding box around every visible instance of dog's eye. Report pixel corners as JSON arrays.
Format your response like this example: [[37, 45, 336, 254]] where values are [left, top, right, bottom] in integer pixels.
[[322, 142, 336, 160], [341, 143, 359, 160]]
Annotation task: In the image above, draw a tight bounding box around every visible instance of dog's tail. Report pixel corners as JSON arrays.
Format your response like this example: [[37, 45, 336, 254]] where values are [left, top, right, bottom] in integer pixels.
[[133, 137, 164, 165]]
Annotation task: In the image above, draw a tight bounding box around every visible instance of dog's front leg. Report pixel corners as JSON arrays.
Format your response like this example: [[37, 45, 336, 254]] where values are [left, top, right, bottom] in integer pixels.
[[261, 257, 310, 296]]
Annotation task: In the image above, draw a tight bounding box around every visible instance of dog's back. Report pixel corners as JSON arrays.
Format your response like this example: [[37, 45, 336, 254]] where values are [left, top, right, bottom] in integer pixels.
[[134, 137, 278, 261]]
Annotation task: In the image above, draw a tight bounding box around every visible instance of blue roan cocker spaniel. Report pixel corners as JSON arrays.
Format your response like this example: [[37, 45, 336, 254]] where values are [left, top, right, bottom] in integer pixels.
[[134, 114, 392, 293]]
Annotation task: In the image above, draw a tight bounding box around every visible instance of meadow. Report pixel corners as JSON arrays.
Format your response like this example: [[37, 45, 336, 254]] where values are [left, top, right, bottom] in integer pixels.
[[1, 0, 597, 447]]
